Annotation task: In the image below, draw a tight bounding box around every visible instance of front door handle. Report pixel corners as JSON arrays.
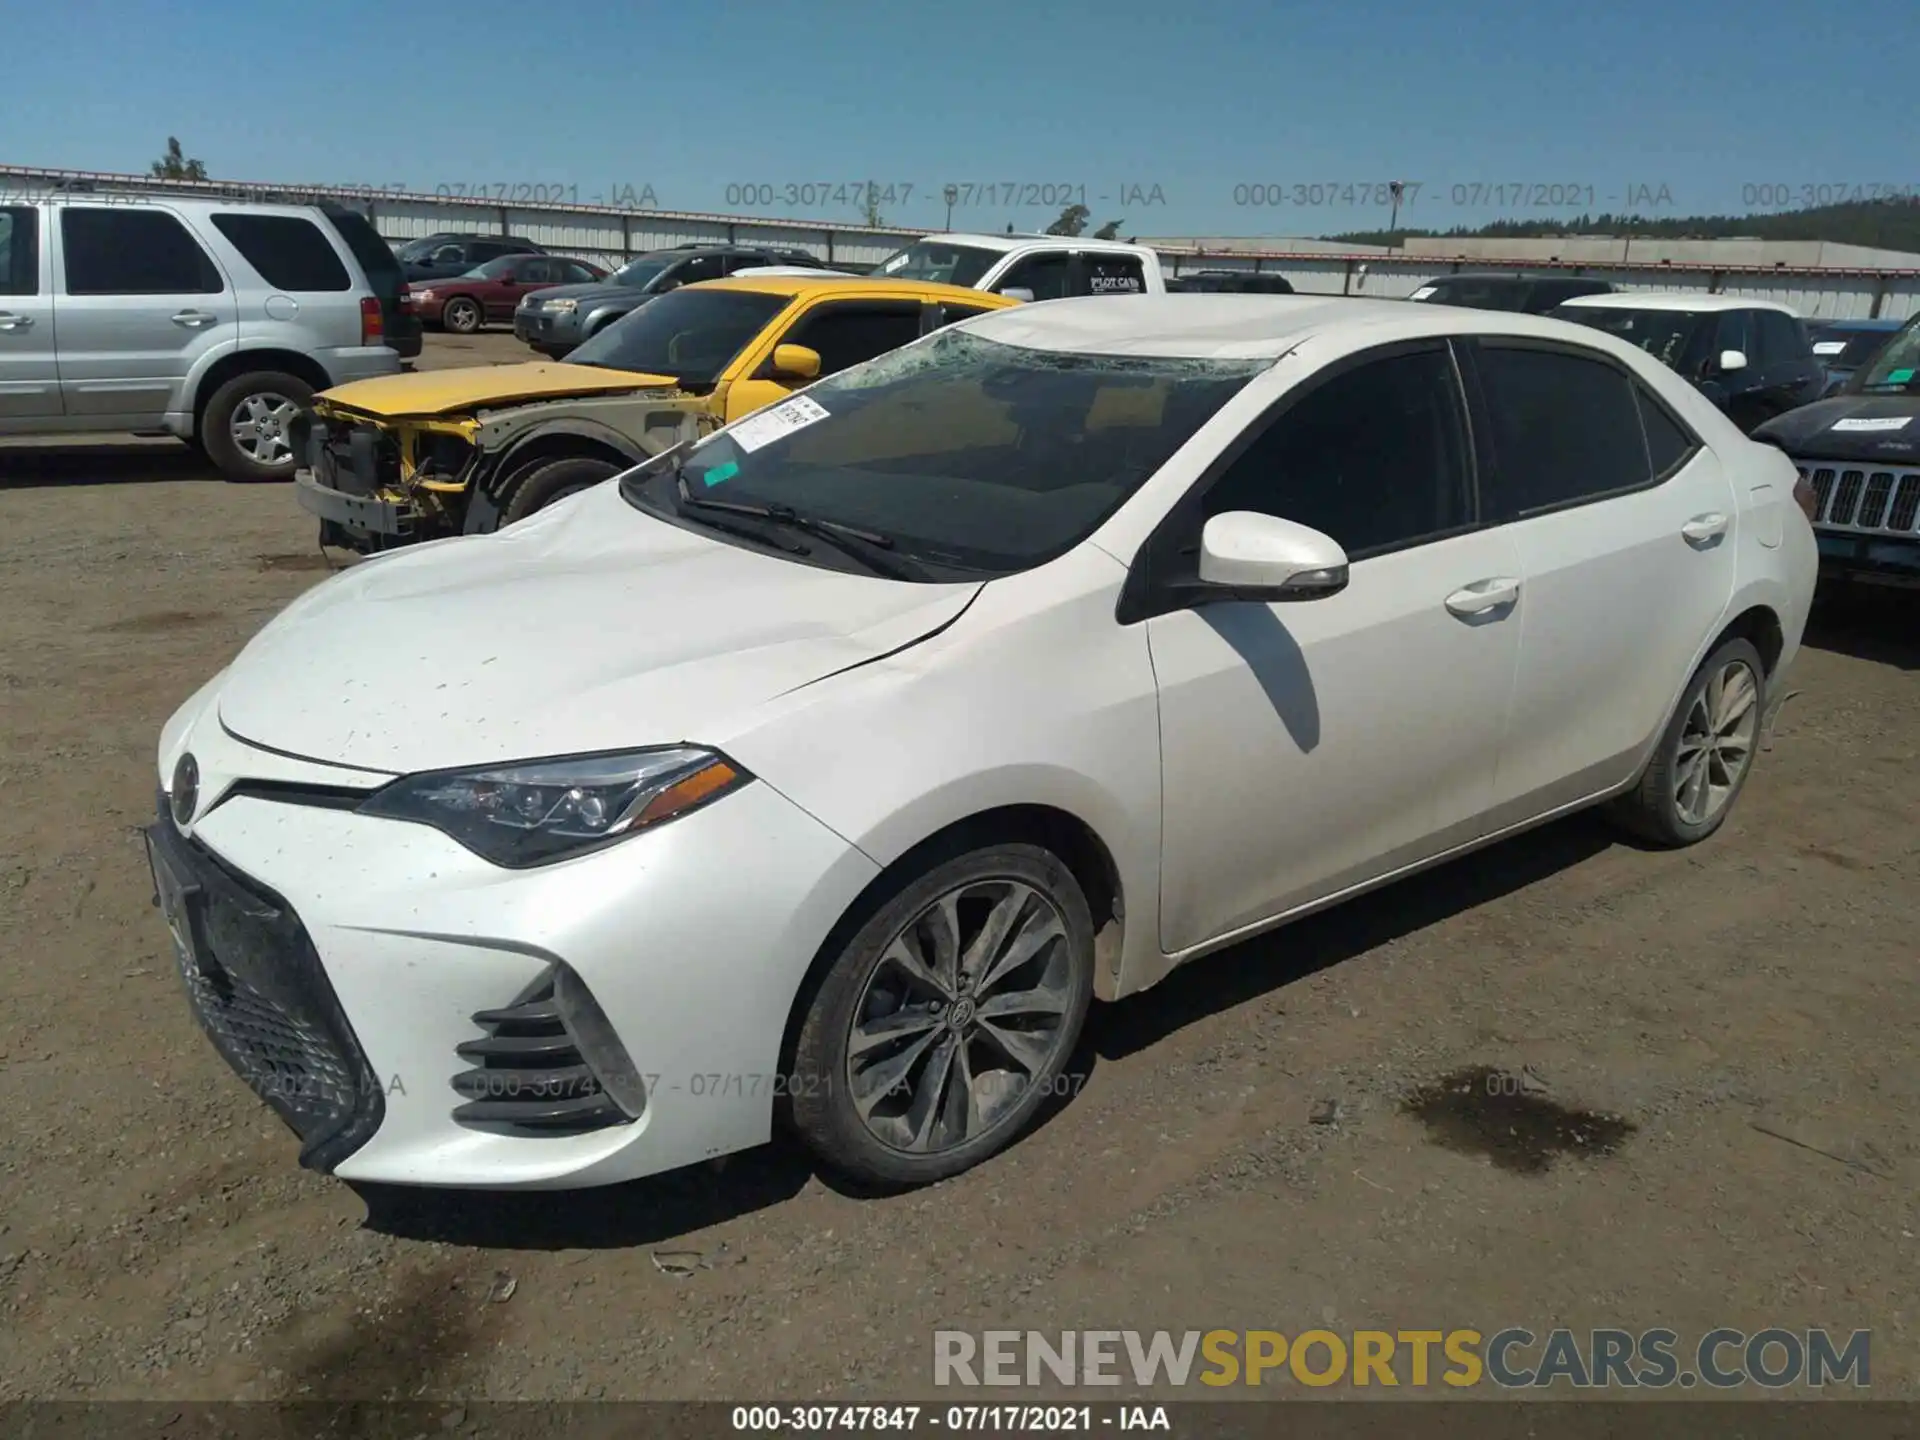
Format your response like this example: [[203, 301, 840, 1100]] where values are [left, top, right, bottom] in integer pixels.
[[1444, 577, 1521, 617], [0, 312, 33, 330], [172, 310, 219, 328], [1682, 512, 1729, 545]]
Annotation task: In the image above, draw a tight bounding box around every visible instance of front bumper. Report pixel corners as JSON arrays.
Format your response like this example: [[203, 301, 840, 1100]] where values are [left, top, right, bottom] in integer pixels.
[[513, 307, 583, 349], [295, 469, 413, 535], [150, 712, 881, 1189], [1815, 530, 1920, 587]]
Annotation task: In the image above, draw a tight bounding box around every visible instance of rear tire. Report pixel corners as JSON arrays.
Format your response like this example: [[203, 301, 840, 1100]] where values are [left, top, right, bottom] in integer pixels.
[[1607, 637, 1766, 847], [442, 296, 483, 334], [199, 371, 313, 483], [788, 843, 1096, 1188], [496, 456, 621, 527]]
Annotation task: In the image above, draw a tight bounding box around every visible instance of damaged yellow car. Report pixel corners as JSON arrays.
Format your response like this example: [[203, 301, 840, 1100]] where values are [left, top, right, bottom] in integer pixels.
[[291, 275, 1020, 551]]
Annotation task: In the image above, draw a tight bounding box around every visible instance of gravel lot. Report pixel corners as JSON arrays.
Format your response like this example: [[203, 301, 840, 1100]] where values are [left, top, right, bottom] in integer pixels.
[[1, 331, 1915, 1404]]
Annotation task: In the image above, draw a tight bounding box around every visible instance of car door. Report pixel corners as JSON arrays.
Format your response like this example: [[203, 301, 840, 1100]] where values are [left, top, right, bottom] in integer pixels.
[[0, 205, 61, 423], [53, 205, 236, 426], [1462, 338, 1737, 824], [1144, 340, 1524, 953], [489, 256, 549, 320], [1757, 309, 1819, 412], [720, 297, 924, 422]]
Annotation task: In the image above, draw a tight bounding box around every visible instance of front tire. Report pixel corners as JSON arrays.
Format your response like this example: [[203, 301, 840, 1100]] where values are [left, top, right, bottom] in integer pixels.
[[496, 456, 622, 528], [789, 843, 1095, 1188], [199, 371, 314, 482], [1608, 637, 1766, 847], [442, 296, 483, 334]]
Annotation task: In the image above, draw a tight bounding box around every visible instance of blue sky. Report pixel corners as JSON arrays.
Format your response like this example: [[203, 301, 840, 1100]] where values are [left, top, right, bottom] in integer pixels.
[[6, 0, 1914, 237]]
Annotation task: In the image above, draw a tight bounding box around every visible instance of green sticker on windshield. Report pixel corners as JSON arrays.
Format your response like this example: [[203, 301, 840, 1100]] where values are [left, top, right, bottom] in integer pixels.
[[703, 461, 739, 487], [1890, 368, 1916, 384]]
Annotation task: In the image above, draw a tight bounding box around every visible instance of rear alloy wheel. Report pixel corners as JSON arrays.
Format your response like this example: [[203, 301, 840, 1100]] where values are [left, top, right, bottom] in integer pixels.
[[789, 844, 1095, 1187], [496, 456, 622, 528], [441, 297, 483, 334], [199, 371, 314, 482], [1608, 637, 1765, 847]]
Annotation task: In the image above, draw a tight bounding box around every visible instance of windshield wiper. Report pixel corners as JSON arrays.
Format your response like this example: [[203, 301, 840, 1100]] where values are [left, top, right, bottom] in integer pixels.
[[675, 473, 927, 580]]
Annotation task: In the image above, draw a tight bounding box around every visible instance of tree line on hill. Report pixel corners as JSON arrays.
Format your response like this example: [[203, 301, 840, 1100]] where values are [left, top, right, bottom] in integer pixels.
[[1331, 198, 1920, 253]]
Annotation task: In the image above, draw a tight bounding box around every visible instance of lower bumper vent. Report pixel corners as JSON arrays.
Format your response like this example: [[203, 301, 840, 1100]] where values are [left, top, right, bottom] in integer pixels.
[[451, 965, 645, 1133]]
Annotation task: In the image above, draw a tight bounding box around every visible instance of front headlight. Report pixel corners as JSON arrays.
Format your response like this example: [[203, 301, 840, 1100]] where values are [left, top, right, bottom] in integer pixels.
[[413, 288, 437, 303], [358, 747, 750, 868], [543, 297, 578, 313]]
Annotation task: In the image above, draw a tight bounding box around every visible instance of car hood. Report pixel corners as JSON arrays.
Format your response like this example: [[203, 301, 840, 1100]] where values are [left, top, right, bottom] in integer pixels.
[[317, 362, 681, 419], [215, 482, 982, 775], [524, 282, 653, 309], [1753, 392, 1920, 462]]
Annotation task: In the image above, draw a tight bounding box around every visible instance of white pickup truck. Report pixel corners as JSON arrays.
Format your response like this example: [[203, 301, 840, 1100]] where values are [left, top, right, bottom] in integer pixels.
[[869, 232, 1166, 300]]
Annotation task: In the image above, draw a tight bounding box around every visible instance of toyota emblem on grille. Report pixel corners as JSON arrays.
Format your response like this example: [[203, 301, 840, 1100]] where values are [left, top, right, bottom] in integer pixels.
[[171, 753, 200, 827]]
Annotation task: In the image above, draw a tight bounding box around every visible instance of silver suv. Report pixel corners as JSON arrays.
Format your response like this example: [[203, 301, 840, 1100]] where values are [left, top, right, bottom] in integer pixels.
[[0, 194, 419, 481]]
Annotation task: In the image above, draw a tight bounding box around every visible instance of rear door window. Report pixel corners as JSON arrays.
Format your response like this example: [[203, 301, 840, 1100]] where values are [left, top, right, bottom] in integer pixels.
[[1083, 253, 1147, 295], [1474, 344, 1653, 519], [60, 208, 225, 294], [210, 213, 352, 291]]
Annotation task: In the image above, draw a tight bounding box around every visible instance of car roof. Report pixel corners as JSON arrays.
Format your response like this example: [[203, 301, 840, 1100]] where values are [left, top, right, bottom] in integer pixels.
[[685, 275, 1025, 305], [953, 293, 1715, 362], [1428, 272, 1594, 284], [1809, 317, 1904, 329], [1559, 291, 1798, 315], [916, 232, 1149, 256]]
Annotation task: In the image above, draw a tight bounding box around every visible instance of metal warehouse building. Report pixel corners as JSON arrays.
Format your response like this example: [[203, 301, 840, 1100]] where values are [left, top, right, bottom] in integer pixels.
[[5, 165, 1916, 320]]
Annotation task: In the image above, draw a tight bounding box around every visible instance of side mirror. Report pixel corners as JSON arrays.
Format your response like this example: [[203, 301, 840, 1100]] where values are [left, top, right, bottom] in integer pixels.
[[771, 344, 821, 380], [997, 286, 1036, 303], [1195, 511, 1349, 601], [1718, 349, 1749, 373]]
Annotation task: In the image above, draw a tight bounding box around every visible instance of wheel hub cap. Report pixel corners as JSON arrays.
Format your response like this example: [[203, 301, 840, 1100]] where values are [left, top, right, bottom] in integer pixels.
[[1673, 659, 1759, 827], [846, 878, 1074, 1156]]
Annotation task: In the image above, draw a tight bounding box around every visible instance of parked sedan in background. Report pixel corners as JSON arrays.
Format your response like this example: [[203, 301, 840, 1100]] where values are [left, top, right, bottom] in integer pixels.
[[1552, 293, 1824, 432], [159, 294, 1814, 1194], [394, 233, 548, 282], [1805, 318, 1904, 396], [409, 254, 608, 333], [516, 245, 834, 357]]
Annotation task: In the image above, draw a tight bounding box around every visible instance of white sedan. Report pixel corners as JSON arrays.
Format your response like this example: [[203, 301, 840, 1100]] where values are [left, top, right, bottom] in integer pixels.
[[146, 295, 1818, 1190]]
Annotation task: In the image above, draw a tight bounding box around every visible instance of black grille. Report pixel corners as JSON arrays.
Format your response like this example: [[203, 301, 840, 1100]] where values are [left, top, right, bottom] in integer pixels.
[[1892, 475, 1920, 532], [147, 794, 383, 1172], [451, 970, 640, 1133], [1831, 469, 1865, 526], [1807, 466, 1836, 520], [1858, 472, 1895, 529]]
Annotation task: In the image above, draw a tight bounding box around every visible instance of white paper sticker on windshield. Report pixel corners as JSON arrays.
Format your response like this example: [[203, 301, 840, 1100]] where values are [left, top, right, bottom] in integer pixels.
[[728, 394, 831, 453], [1811, 341, 1848, 355], [1408, 286, 1436, 300], [1829, 416, 1912, 432]]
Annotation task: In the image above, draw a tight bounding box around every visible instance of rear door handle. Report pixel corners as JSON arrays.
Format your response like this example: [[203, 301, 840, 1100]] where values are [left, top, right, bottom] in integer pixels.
[[1682, 512, 1729, 545], [172, 310, 219, 328], [0, 312, 33, 330], [1444, 577, 1521, 616]]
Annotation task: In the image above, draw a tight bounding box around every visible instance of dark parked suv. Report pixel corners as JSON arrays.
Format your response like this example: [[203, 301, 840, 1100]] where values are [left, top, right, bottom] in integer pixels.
[[394, 233, 548, 282], [512, 243, 832, 357], [1552, 292, 1824, 433], [1167, 270, 1295, 294], [1754, 312, 1920, 590], [1410, 272, 1614, 313]]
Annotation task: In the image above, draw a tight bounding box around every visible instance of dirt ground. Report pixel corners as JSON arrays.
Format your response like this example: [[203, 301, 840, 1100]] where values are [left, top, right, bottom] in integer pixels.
[[1, 330, 1916, 1405]]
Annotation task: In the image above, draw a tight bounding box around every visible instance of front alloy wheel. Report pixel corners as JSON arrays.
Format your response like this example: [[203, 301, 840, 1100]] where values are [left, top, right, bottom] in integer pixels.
[[790, 844, 1095, 1186]]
